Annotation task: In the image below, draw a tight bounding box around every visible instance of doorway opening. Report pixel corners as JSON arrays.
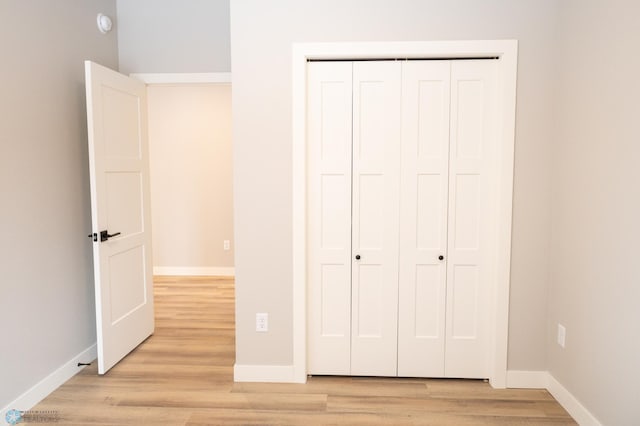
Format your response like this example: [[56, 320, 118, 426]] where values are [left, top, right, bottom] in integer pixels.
[[134, 73, 235, 278]]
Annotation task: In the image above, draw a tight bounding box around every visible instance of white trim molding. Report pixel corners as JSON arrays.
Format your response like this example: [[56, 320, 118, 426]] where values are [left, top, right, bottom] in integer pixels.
[[291, 40, 519, 387], [130, 72, 232, 84], [0, 344, 96, 421], [547, 374, 603, 426], [505, 371, 603, 426], [233, 364, 300, 383], [153, 266, 235, 277]]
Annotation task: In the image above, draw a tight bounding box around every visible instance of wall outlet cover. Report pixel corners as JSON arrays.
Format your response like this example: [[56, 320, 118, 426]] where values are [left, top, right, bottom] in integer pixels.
[[256, 313, 268, 332], [557, 324, 566, 348]]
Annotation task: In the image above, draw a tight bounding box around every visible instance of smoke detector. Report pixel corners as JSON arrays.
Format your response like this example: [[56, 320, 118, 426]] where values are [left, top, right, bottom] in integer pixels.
[[97, 13, 113, 34]]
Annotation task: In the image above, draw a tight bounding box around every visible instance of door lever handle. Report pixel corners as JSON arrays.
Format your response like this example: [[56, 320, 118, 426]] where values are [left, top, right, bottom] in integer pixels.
[[100, 230, 121, 242]]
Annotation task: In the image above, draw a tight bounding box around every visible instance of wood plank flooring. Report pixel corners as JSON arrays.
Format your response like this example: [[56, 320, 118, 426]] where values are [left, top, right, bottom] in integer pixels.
[[33, 276, 576, 425]]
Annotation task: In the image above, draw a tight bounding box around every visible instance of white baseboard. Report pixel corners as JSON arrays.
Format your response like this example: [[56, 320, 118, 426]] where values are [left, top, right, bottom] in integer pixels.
[[506, 370, 602, 426], [153, 266, 235, 276], [0, 344, 96, 421], [506, 370, 549, 389], [233, 364, 305, 383], [547, 374, 602, 426]]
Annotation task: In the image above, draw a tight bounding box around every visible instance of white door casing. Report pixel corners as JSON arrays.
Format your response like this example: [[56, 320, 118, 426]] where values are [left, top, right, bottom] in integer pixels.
[[85, 61, 154, 374]]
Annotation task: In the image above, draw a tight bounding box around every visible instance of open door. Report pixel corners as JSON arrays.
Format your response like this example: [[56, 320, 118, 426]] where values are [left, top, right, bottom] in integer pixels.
[[84, 61, 154, 374]]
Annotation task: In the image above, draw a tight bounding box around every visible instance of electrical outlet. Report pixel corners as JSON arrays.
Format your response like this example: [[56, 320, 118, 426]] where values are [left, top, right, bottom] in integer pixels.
[[256, 313, 268, 332], [223, 240, 230, 251], [557, 324, 566, 348]]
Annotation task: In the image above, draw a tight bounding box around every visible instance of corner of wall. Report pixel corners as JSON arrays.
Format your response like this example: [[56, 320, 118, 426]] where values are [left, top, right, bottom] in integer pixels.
[[506, 370, 603, 426]]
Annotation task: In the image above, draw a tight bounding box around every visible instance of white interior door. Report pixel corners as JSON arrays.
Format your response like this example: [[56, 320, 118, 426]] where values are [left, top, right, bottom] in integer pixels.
[[306, 62, 353, 375], [444, 60, 497, 378], [350, 61, 402, 376], [85, 61, 154, 374], [397, 61, 451, 377]]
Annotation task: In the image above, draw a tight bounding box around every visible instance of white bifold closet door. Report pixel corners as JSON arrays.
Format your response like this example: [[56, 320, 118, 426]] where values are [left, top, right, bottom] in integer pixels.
[[396, 60, 451, 377], [306, 61, 402, 376], [306, 62, 353, 375], [397, 60, 497, 378], [350, 62, 402, 376], [307, 59, 497, 379]]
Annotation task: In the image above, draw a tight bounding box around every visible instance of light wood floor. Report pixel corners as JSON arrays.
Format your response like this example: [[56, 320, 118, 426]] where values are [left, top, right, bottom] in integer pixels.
[[34, 276, 576, 425]]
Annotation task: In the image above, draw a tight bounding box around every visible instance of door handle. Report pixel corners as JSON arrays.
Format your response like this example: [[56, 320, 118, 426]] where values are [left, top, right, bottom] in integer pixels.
[[100, 230, 121, 242], [355, 254, 361, 260]]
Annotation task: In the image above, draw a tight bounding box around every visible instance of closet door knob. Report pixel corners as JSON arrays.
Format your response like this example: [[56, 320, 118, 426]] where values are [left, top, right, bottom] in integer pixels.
[[438, 255, 444, 261], [355, 255, 361, 260]]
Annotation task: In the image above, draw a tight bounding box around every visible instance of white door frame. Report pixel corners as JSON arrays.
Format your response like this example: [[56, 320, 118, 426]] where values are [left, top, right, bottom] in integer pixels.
[[292, 40, 518, 387]]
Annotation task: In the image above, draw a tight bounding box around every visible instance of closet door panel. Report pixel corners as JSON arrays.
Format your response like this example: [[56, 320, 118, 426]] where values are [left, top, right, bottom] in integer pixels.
[[307, 59, 498, 380], [445, 59, 498, 378], [397, 61, 451, 377], [351, 61, 401, 376], [307, 62, 353, 375]]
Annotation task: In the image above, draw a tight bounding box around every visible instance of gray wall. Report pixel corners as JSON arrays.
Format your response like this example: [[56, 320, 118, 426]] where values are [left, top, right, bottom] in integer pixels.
[[548, 1, 640, 424], [116, 0, 231, 74], [0, 0, 118, 409], [230, 0, 558, 368]]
